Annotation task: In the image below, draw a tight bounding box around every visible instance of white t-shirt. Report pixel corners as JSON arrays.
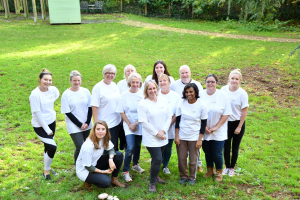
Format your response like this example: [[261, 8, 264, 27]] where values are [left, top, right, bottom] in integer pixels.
[[158, 90, 181, 139], [29, 86, 60, 127], [170, 79, 203, 97], [61, 87, 93, 134], [76, 138, 114, 182], [200, 89, 232, 141], [176, 99, 208, 141], [221, 85, 249, 121], [117, 79, 130, 94], [145, 75, 175, 85], [91, 80, 121, 129], [116, 90, 143, 136], [138, 96, 173, 147]]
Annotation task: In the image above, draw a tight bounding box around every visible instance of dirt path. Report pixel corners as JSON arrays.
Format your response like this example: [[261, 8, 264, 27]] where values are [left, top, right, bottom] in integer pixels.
[[121, 20, 300, 43]]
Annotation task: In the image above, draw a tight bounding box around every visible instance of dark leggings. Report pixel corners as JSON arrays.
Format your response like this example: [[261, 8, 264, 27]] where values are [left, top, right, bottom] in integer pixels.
[[85, 151, 123, 188], [224, 120, 245, 168], [70, 129, 90, 164], [146, 146, 166, 184]]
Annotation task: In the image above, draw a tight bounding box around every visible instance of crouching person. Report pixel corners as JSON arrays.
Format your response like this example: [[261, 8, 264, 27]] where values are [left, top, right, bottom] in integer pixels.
[[76, 120, 125, 189]]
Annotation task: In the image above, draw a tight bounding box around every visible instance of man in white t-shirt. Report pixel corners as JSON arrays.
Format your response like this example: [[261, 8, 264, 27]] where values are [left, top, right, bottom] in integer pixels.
[[170, 65, 204, 170]]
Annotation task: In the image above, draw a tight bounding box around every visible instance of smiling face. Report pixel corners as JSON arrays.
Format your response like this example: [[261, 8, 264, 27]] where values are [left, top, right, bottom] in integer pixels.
[[205, 77, 217, 91], [125, 67, 135, 78], [155, 63, 165, 77], [185, 87, 196, 100], [95, 123, 107, 139], [180, 67, 191, 84], [104, 70, 116, 84], [147, 82, 158, 99], [130, 77, 140, 90], [159, 77, 170, 89], [70, 76, 81, 90], [229, 74, 241, 87], [39, 75, 52, 91]]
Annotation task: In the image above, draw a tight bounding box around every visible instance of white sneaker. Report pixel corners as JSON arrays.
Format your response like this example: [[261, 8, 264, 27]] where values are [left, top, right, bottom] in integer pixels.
[[122, 171, 132, 182], [228, 168, 235, 177], [163, 167, 171, 174], [222, 167, 230, 175], [131, 164, 145, 174]]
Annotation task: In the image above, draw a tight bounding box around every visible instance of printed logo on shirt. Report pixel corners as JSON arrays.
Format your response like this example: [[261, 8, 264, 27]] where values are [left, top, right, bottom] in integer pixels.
[[79, 96, 85, 99], [210, 101, 216, 104], [190, 110, 196, 114], [158, 106, 164, 109], [230, 99, 234, 102]]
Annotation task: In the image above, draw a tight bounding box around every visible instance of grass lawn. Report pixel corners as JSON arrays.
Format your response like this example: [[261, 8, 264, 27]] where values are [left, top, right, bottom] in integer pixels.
[[0, 13, 300, 199]]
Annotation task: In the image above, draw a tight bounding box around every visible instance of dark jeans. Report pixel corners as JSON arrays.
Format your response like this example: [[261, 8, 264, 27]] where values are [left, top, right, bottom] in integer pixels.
[[85, 151, 123, 188], [162, 139, 174, 168], [146, 146, 166, 183], [224, 121, 245, 168], [123, 134, 142, 172], [202, 140, 225, 170], [109, 123, 121, 151], [70, 129, 90, 164]]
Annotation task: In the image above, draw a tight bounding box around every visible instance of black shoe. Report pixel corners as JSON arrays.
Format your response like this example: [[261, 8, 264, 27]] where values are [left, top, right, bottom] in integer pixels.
[[179, 178, 188, 184], [188, 178, 196, 186], [43, 173, 51, 180]]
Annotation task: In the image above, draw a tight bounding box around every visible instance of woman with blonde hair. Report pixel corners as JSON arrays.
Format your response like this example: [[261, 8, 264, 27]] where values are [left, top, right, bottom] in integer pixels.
[[221, 69, 249, 177], [76, 120, 125, 189], [117, 64, 137, 94]]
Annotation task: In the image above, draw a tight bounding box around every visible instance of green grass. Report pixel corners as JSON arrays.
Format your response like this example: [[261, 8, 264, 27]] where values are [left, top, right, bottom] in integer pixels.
[[0, 13, 300, 199]]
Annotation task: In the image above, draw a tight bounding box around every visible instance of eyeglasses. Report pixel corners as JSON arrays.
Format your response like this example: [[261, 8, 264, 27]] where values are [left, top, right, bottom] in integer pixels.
[[206, 81, 216, 84], [105, 72, 115, 76]]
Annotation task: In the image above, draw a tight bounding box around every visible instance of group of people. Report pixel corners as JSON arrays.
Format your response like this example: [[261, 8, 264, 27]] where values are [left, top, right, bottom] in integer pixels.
[[29, 61, 248, 194]]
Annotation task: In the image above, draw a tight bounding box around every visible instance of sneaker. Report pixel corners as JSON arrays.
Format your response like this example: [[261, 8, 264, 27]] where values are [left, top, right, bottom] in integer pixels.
[[156, 176, 165, 184], [131, 164, 145, 174], [163, 167, 171, 174], [149, 183, 156, 193], [122, 171, 132, 182], [223, 167, 230, 175], [50, 169, 58, 176], [179, 178, 188, 184], [228, 168, 235, 177], [188, 178, 196, 186], [42, 173, 51, 180]]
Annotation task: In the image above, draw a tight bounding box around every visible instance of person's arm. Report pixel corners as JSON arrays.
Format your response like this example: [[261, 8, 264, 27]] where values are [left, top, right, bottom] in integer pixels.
[[170, 114, 176, 126], [65, 112, 83, 128], [161, 104, 173, 134], [209, 115, 229, 133], [85, 107, 92, 125], [196, 119, 207, 148], [34, 111, 53, 135], [138, 101, 158, 136], [235, 107, 248, 134], [175, 115, 181, 146], [92, 106, 98, 123], [120, 113, 137, 132]]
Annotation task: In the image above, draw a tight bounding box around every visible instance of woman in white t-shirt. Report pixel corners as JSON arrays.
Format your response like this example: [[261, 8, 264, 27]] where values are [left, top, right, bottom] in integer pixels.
[[91, 64, 122, 151], [158, 74, 181, 175], [61, 70, 93, 164], [200, 74, 232, 182], [145, 60, 175, 86], [174, 83, 208, 185], [76, 120, 125, 189], [116, 73, 145, 182], [221, 69, 249, 177], [117, 64, 137, 94], [138, 80, 172, 193], [29, 69, 60, 180]]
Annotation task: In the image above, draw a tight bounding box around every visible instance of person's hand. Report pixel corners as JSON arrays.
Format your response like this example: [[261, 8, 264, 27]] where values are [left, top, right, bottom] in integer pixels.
[[48, 132, 54, 135], [156, 130, 166, 140], [103, 169, 113, 174], [205, 126, 211, 134], [234, 127, 241, 134], [175, 136, 180, 146], [209, 126, 218, 133], [129, 123, 137, 132], [109, 159, 116, 171], [196, 140, 202, 148], [81, 123, 88, 130]]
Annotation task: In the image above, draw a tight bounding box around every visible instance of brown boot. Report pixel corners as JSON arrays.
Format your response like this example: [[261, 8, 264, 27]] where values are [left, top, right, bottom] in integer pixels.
[[215, 169, 223, 182], [84, 182, 92, 190], [203, 167, 214, 178], [111, 176, 126, 188]]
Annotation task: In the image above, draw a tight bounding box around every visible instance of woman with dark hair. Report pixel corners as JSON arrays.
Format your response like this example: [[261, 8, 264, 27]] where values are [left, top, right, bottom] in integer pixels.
[[145, 60, 175, 85], [76, 120, 125, 189], [174, 83, 208, 185], [29, 69, 60, 180], [200, 74, 232, 182]]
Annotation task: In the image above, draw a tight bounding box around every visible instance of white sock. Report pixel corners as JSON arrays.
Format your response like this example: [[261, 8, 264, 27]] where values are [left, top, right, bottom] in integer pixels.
[[44, 152, 53, 171]]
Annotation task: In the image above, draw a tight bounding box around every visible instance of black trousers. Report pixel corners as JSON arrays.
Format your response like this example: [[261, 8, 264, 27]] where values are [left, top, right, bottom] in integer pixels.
[[109, 123, 126, 151], [146, 146, 166, 184]]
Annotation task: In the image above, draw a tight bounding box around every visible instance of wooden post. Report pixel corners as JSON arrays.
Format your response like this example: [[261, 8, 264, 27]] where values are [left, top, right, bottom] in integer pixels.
[[168, 2, 170, 18], [3, 0, 10, 18], [32, 0, 37, 23], [23, 0, 29, 18], [40, 0, 46, 20], [145, 3, 147, 16]]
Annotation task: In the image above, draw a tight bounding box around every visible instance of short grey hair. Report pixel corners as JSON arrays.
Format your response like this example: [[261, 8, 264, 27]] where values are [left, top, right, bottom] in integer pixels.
[[179, 65, 191, 73], [102, 64, 117, 78], [70, 70, 81, 80], [123, 65, 136, 79], [127, 72, 143, 88]]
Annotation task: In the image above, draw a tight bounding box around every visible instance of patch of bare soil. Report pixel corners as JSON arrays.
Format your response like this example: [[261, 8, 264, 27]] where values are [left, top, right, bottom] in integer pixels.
[[217, 66, 300, 107], [121, 20, 300, 43]]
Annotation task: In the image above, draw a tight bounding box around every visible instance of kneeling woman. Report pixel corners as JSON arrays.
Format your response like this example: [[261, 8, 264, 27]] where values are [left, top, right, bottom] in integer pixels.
[[76, 121, 125, 189]]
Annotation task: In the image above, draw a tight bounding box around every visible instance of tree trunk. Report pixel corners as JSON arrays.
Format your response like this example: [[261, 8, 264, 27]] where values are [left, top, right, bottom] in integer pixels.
[[23, 0, 29, 18], [168, 3, 170, 18], [4, 0, 10, 18], [14, 0, 21, 14], [40, 0, 46, 20], [0, 0, 4, 11], [227, 0, 231, 17], [120, 0, 122, 12], [145, 3, 147, 16], [19, 0, 23, 11], [32, 0, 37, 23], [191, 5, 194, 19]]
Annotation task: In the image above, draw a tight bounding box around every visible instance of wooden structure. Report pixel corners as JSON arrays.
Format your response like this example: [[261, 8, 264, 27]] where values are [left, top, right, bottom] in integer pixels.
[[48, 0, 81, 24]]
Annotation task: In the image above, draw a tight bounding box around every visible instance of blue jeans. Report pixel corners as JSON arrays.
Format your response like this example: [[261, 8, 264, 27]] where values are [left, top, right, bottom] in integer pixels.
[[122, 134, 142, 172], [202, 140, 225, 170], [162, 139, 174, 168]]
